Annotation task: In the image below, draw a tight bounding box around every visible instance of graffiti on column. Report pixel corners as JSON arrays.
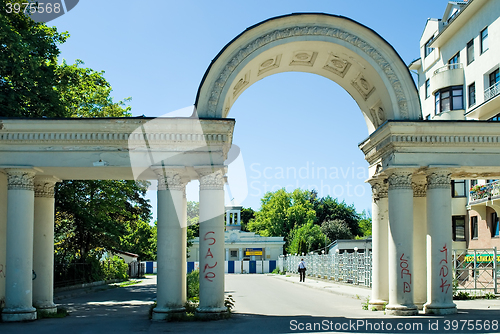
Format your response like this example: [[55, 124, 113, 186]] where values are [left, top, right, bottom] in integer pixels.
[[439, 244, 450, 294], [203, 231, 217, 282], [0, 264, 4, 278], [400, 253, 412, 293]]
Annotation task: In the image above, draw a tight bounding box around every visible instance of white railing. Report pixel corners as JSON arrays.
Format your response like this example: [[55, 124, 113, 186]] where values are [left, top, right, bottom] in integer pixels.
[[484, 81, 500, 101], [280, 251, 372, 287], [433, 63, 463, 76]]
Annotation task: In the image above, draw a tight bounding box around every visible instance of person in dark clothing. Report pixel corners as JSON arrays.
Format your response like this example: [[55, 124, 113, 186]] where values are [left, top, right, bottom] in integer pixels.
[[298, 258, 307, 282]]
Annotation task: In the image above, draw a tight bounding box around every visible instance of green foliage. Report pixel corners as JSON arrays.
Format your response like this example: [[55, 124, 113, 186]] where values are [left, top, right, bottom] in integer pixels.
[[119, 219, 157, 261], [0, 0, 69, 118], [271, 268, 280, 274], [287, 222, 329, 254], [321, 219, 353, 243], [101, 256, 128, 280], [248, 189, 316, 250], [54, 180, 152, 263], [484, 292, 496, 299], [453, 291, 472, 300], [240, 207, 255, 231], [361, 297, 370, 310], [358, 210, 372, 237], [313, 196, 361, 236], [187, 269, 200, 300]]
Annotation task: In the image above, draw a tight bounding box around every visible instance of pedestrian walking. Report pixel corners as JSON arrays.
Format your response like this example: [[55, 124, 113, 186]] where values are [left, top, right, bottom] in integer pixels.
[[298, 258, 307, 282]]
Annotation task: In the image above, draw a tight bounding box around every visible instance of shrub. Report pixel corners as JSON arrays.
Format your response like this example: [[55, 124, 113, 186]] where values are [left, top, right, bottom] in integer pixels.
[[187, 269, 200, 300], [101, 256, 128, 280]]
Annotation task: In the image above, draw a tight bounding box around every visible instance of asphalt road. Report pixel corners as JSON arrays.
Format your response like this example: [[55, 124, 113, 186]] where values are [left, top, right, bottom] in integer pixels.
[[1, 274, 500, 334]]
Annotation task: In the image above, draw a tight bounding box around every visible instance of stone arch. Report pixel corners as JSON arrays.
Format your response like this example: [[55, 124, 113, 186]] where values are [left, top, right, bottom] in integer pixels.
[[195, 13, 421, 133]]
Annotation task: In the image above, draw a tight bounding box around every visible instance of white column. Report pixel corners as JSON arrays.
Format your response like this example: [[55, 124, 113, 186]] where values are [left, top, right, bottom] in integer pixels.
[[0, 172, 7, 309], [2, 169, 37, 322], [237, 211, 241, 225], [368, 178, 389, 310], [386, 171, 418, 316], [424, 171, 457, 315], [152, 170, 187, 320], [412, 177, 427, 310], [238, 248, 243, 260], [196, 167, 226, 316], [181, 188, 187, 305], [225, 249, 229, 261], [33, 177, 59, 314]]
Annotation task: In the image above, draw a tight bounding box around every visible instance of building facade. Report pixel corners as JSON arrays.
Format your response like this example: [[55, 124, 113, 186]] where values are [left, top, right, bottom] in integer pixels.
[[410, 0, 500, 251]]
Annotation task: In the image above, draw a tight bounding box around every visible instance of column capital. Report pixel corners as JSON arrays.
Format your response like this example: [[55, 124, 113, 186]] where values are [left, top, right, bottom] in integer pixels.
[[34, 176, 60, 198], [368, 178, 388, 200], [195, 166, 227, 191], [426, 170, 451, 190], [154, 167, 188, 191], [387, 171, 413, 190], [5, 169, 36, 191], [412, 176, 427, 198]]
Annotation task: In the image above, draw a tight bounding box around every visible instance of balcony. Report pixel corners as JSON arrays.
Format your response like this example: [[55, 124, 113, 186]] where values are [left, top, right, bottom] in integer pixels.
[[469, 181, 500, 203], [484, 81, 500, 102], [431, 63, 464, 95]]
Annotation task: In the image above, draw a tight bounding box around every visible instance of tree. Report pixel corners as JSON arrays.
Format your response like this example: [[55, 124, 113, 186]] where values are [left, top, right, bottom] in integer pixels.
[[312, 196, 362, 236], [287, 222, 329, 254], [119, 219, 157, 261], [240, 207, 255, 232], [55, 180, 152, 262], [247, 188, 316, 250], [0, 0, 68, 117], [358, 210, 372, 237], [320, 219, 354, 243]]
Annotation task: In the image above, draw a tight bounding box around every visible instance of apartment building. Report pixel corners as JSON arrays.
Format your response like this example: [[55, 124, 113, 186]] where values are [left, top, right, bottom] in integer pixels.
[[410, 0, 500, 250]]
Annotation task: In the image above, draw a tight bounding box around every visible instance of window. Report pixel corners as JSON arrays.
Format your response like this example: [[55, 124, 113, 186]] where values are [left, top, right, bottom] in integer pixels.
[[449, 52, 460, 67], [489, 69, 499, 88], [467, 39, 474, 65], [471, 179, 478, 187], [492, 212, 499, 237], [425, 36, 435, 57], [435, 86, 463, 114], [452, 180, 466, 197], [452, 216, 466, 241], [468, 83, 476, 107], [425, 79, 430, 99], [489, 113, 500, 121], [471, 216, 478, 239], [230, 250, 238, 258], [481, 27, 489, 54]]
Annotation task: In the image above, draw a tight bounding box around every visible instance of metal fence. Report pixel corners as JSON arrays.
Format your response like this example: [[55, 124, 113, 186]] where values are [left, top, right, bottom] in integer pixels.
[[453, 248, 498, 295], [279, 251, 372, 288]]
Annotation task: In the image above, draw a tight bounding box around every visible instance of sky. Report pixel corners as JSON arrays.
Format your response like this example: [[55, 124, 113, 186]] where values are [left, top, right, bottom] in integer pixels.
[[48, 0, 450, 223]]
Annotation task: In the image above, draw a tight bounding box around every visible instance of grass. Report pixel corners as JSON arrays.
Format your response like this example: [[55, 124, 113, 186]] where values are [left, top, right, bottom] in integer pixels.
[[361, 297, 370, 310], [37, 307, 69, 319], [116, 280, 142, 288]]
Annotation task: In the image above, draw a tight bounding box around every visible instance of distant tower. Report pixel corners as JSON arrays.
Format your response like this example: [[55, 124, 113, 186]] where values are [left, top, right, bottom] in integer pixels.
[[225, 205, 242, 231]]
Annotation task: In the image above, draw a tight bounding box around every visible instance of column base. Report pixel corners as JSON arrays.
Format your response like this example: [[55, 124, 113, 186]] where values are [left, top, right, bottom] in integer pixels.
[[385, 304, 419, 316], [35, 303, 57, 314], [151, 306, 185, 321], [369, 299, 388, 311], [415, 302, 425, 310], [195, 306, 228, 319], [2, 307, 37, 322], [424, 303, 457, 315]]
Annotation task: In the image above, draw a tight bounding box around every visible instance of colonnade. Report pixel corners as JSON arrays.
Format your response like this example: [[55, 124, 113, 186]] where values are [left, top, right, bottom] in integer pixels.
[[369, 169, 457, 315], [1, 169, 58, 322], [0, 166, 228, 322]]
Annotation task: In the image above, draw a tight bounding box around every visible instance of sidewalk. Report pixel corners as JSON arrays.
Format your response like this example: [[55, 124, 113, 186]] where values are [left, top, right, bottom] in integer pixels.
[[272, 272, 371, 301], [271, 272, 500, 312]]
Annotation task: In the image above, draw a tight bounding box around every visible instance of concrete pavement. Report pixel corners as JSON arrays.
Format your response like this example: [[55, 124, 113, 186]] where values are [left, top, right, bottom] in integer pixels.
[[0, 274, 500, 333]]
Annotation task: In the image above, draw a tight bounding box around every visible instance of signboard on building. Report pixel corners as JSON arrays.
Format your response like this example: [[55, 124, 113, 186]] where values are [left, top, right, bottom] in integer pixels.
[[245, 248, 263, 256], [464, 254, 500, 263]]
